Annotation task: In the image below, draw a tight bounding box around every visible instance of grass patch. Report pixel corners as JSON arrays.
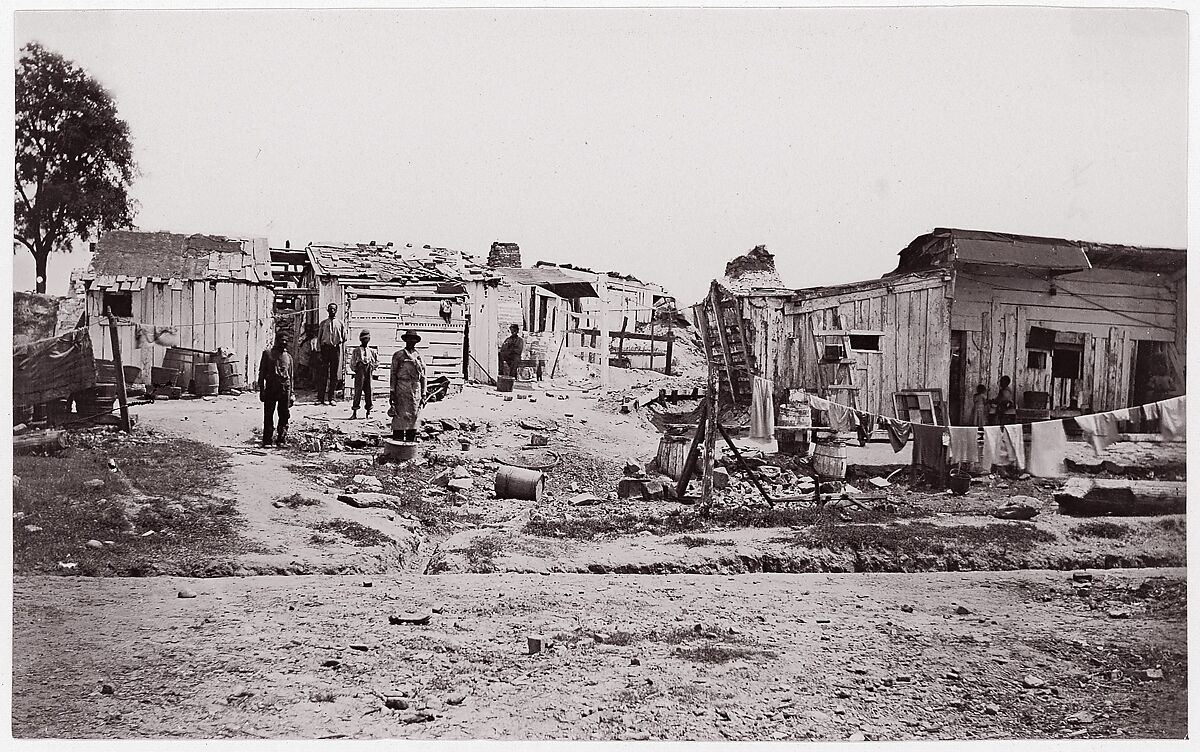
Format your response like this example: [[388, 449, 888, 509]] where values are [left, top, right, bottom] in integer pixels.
[[773, 520, 1056, 559], [288, 461, 464, 530], [309, 690, 336, 703], [464, 533, 506, 572], [308, 519, 395, 548], [671, 535, 737, 548], [675, 644, 778, 664], [13, 433, 247, 576], [1157, 517, 1185, 533], [614, 684, 658, 705], [1070, 521, 1132, 540], [525, 506, 916, 541], [277, 493, 321, 509]]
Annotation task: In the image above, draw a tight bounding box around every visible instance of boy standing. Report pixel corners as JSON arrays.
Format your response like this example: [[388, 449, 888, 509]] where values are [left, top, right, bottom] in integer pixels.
[[350, 329, 378, 420]]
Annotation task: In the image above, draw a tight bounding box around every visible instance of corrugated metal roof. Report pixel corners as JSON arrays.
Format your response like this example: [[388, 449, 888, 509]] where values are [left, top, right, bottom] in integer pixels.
[[78, 231, 273, 285]]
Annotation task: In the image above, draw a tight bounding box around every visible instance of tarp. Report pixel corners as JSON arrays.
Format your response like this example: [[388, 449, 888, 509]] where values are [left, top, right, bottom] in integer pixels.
[[13, 328, 97, 405]]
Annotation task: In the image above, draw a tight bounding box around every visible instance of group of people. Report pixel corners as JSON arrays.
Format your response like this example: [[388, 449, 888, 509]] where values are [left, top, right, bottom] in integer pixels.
[[256, 302, 427, 447], [971, 375, 1019, 426]]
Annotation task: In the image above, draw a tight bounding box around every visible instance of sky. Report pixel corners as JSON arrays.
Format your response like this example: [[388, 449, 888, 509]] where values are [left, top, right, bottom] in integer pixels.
[[11, 7, 1188, 305]]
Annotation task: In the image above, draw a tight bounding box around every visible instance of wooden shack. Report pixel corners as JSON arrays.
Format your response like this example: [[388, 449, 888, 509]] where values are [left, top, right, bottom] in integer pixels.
[[302, 242, 502, 392], [72, 231, 275, 384], [735, 228, 1186, 425]]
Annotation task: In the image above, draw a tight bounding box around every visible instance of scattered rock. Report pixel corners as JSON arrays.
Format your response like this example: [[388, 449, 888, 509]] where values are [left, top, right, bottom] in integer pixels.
[[446, 692, 467, 706], [527, 634, 545, 654], [352, 474, 384, 491], [23, 525, 42, 533], [1107, 608, 1132, 619], [984, 704, 1000, 715], [1071, 572, 1093, 583], [630, 657, 641, 666], [955, 606, 971, 616], [82, 479, 105, 489], [100, 684, 114, 695], [570, 493, 602, 506], [397, 711, 435, 724], [390, 611, 433, 625], [712, 467, 730, 489], [384, 697, 410, 710], [323, 659, 341, 668], [900, 605, 914, 613], [177, 589, 198, 599], [1066, 711, 1095, 725], [833, 704, 847, 715], [1140, 668, 1164, 681], [619, 731, 651, 741], [85, 539, 104, 549], [349, 643, 370, 651], [848, 732, 867, 742], [363, 581, 373, 588], [1022, 675, 1046, 689], [447, 477, 474, 492]]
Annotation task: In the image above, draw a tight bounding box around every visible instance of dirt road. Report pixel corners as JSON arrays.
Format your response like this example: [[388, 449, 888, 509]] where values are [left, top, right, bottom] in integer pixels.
[[12, 568, 1185, 740]]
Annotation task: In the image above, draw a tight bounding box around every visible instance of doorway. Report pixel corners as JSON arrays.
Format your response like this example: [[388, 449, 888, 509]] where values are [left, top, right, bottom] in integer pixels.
[[949, 330, 965, 425]]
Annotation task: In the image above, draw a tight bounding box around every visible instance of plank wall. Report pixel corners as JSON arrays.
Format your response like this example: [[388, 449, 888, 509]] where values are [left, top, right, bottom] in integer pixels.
[[949, 267, 1181, 417], [741, 275, 952, 418]]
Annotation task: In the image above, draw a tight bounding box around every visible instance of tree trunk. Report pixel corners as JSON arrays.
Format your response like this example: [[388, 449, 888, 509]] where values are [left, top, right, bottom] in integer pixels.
[[33, 248, 49, 294]]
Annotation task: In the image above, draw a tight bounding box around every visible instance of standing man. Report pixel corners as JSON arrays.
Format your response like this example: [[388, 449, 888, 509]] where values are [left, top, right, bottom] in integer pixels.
[[390, 330, 427, 442], [350, 329, 378, 420], [499, 323, 524, 378], [317, 302, 348, 405], [257, 330, 295, 447], [992, 375, 1017, 425]]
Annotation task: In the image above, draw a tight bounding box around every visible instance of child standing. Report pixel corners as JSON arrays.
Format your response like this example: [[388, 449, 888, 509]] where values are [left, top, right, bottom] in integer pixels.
[[971, 384, 989, 427]]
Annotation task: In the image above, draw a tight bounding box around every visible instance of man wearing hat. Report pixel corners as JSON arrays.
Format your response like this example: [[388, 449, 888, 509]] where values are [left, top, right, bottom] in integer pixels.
[[349, 329, 378, 420], [390, 330, 427, 442], [257, 330, 295, 447], [317, 302, 348, 405]]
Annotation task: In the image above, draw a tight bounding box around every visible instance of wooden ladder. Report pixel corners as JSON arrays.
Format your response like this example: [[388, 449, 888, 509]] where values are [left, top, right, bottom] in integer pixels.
[[695, 282, 753, 405], [810, 313, 860, 411]]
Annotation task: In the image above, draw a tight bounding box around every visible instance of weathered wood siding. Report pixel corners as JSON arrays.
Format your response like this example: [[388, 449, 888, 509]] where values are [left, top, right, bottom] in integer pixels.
[[950, 267, 1181, 416], [86, 280, 274, 385], [740, 275, 952, 418]]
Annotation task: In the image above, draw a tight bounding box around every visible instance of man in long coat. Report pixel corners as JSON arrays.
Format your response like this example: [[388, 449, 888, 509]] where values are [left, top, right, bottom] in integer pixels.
[[257, 331, 295, 446], [390, 330, 427, 442]]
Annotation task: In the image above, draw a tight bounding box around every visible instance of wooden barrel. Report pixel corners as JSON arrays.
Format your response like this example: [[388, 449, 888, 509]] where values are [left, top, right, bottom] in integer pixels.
[[656, 434, 691, 481], [495, 466, 544, 501], [162, 349, 195, 389], [193, 363, 220, 395], [95, 360, 118, 383], [151, 366, 180, 386], [217, 360, 242, 391], [811, 440, 847, 480]]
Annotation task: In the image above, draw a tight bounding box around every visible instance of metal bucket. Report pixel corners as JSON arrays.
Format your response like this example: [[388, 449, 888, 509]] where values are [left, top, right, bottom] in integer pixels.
[[382, 439, 418, 462], [811, 440, 847, 480], [497, 376, 515, 393], [948, 468, 971, 495], [193, 363, 220, 396], [495, 466, 544, 501]]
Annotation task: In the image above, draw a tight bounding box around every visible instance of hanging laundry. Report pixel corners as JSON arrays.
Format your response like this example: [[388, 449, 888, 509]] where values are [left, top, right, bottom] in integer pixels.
[[1109, 407, 1133, 423], [1141, 401, 1160, 421], [1000, 424, 1026, 471], [854, 410, 876, 446], [824, 401, 859, 433], [1158, 396, 1186, 442], [948, 426, 980, 464], [911, 423, 948, 473], [1028, 421, 1068, 478], [749, 376, 776, 440], [1073, 413, 1120, 456], [980, 425, 1004, 469], [135, 325, 179, 349], [881, 417, 912, 453]]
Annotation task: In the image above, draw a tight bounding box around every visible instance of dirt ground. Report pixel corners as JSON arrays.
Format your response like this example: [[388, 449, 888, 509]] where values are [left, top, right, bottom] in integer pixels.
[[10, 375, 1189, 739]]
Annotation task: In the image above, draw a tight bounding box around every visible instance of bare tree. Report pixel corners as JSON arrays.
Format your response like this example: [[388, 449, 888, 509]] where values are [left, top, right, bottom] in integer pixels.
[[15, 42, 137, 293]]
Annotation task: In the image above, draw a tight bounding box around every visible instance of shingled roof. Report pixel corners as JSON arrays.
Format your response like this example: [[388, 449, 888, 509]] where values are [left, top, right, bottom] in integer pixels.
[[77, 230, 273, 289], [307, 242, 500, 285]]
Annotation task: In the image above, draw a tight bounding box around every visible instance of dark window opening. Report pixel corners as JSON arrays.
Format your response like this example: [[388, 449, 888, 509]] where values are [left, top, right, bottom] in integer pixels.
[[102, 292, 133, 318], [1052, 347, 1083, 379], [1027, 351, 1047, 369], [848, 334, 882, 352]]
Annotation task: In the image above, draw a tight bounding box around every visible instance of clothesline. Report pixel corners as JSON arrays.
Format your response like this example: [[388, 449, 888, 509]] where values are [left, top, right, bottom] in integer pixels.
[[13, 307, 320, 350], [806, 393, 1185, 433]]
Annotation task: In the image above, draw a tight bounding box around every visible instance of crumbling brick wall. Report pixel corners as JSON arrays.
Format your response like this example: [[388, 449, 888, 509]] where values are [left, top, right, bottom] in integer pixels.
[[489, 242, 521, 269]]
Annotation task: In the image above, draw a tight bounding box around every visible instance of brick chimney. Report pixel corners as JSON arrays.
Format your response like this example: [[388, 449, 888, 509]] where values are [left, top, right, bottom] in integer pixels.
[[488, 242, 521, 268]]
